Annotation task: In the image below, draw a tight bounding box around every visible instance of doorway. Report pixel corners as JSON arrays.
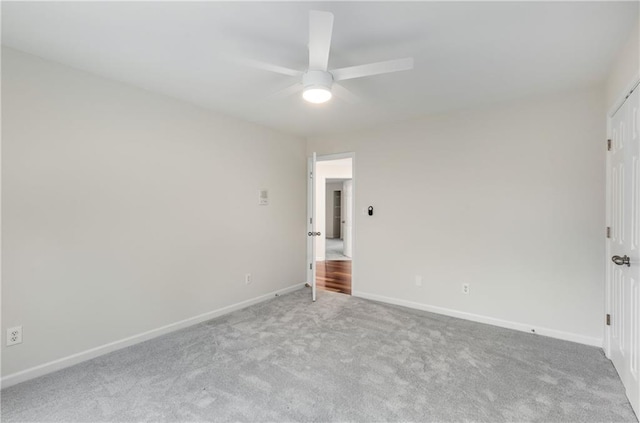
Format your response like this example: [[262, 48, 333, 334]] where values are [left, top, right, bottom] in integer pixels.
[[309, 154, 353, 296], [331, 190, 341, 241]]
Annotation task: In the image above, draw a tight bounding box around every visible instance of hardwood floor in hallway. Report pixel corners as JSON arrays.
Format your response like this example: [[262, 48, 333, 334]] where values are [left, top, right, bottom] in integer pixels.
[[316, 260, 351, 295]]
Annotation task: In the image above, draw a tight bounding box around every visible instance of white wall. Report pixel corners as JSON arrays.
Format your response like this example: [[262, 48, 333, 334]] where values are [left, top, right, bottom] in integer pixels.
[[325, 182, 343, 239], [1, 48, 307, 378], [314, 159, 352, 260], [606, 19, 639, 110], [308, 85, 606, 345]]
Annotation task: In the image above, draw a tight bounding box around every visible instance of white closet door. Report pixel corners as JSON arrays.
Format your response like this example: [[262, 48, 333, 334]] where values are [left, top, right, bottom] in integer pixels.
[[608, 85, 640, 415]]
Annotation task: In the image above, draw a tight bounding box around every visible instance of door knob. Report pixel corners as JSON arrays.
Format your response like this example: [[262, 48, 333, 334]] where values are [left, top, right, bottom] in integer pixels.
[[612, 255, 631, 267], [307, 232, 322, 236]]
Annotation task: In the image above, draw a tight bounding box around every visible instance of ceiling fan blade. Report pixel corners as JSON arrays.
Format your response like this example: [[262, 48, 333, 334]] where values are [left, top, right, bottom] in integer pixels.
[[236, 58, 302, 77], [266, 83, 303, 100], [331, 57, 414, 81], [308, 10, 334, 71], [332, 84, 359, 104]]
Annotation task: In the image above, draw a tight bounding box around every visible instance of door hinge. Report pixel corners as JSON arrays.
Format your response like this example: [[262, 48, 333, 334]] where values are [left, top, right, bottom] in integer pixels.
[[606, 314, 611, 326], [607, 139, 612, 151], [607, 226, 611, 238], [309, 263, 312, 270], [310, 217, 312, 224]]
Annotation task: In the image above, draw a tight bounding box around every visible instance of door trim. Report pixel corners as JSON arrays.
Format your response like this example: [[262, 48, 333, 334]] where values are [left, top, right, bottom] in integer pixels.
[[606, 113, 613, 358]]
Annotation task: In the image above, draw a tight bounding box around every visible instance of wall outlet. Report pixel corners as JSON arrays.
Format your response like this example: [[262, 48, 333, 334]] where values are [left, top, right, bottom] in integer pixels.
[[7, 326, 22, 346], [462, 283, 470, 295], [415, 275, 423, 287], [245, 273, 252, 285], [258, 190, 268, 206]]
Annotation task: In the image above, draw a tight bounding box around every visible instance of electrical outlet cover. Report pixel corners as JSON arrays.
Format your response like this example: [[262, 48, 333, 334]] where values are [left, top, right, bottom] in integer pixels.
[[7, 326, 22, 346], [258, 190, 268, 205]]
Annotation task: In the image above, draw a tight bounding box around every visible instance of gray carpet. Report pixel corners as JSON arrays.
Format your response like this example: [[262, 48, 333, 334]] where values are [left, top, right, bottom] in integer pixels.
[[325, 238, 351, 261], [1, 288, 636, 422]]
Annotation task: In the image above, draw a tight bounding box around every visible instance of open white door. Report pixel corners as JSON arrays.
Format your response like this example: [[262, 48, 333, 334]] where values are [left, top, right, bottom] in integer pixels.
[[343, 180, 353, 257], [306, 153, 318, 301], [607, 83, 640, 416]]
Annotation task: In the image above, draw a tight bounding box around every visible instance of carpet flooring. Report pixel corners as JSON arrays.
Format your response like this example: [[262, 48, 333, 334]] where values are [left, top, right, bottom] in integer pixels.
[[1, 288, 636, 422], [325, 238, 351, 261]]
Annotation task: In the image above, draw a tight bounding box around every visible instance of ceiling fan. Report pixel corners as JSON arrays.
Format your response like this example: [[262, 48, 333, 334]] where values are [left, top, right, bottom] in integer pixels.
[[240, 10, 414, 104]]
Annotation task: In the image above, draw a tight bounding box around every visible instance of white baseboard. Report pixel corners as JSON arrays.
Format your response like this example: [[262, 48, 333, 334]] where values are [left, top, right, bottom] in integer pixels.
[[1, 283, 305, 389], [352, 290, 603, 348]]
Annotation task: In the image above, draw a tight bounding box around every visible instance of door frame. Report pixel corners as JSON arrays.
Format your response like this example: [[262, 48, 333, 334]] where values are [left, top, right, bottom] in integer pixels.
[[606, 75, 640, 358], [314, 152, 356, 294]]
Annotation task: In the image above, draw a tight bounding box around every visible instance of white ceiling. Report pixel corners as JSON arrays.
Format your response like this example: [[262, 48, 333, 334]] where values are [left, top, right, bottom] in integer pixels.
[[2, 1, 637, 137]]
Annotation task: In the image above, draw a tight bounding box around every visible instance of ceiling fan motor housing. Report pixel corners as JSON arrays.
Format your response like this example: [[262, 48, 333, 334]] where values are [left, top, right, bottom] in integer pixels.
[[303, 70, 333, 91]]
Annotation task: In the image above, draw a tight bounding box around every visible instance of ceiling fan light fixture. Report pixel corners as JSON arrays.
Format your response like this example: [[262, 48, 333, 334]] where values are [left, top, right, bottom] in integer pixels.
[[303, 87, 332, 103], [302, 70, 333, 104]]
